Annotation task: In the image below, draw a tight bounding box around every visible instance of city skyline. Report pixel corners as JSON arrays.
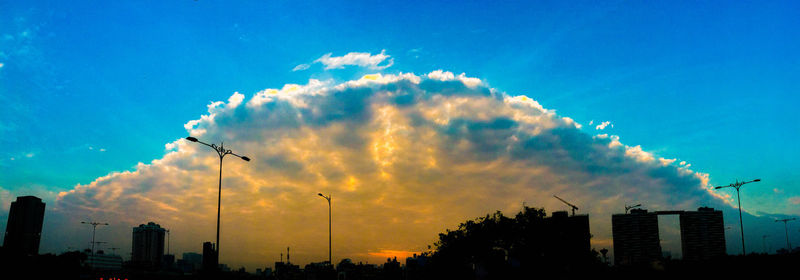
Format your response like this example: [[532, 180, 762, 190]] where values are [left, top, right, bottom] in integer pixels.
[[1, 1, 799, 271]]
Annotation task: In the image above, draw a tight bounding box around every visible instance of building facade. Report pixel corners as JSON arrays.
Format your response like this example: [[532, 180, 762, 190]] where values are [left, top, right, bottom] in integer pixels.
[[612, 209, 662, 265], [87, 251, 124, 271], [544, 211, 592, 263], [680, 207, 726, 261], [3, 196, 46, 256], [202, 241, 218, 271], [131, 222, 166, 269]]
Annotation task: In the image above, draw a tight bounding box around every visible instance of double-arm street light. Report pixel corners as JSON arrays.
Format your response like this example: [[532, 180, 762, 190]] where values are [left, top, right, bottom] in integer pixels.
[[81, 221, 108, 266], [186, 136, 250, 265], [318, 193, 332, 265], [775, 218, 797, 251], [715, 178, 761, 255]]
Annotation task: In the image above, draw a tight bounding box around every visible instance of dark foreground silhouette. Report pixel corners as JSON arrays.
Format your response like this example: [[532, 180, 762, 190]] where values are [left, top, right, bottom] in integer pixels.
[[2, 206, 799, 279]]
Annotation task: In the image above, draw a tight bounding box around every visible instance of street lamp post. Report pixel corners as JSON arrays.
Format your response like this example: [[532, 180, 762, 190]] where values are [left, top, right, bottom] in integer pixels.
[[185, 136, 250, 266], [775, 218, 797, 251], [81, 221, 108, 267], [715, 178, 761, 255], [318, 193, 332, 265]]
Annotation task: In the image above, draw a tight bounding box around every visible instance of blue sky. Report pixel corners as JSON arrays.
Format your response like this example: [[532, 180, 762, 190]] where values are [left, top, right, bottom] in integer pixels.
[[1, 0, 799, 266]]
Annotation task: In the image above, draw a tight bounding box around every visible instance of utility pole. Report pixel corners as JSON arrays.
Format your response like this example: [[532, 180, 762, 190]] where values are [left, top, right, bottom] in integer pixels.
[[715, 178, 761, 255]]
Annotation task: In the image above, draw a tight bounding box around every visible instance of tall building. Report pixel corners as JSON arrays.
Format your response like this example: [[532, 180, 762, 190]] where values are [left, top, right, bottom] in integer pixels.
[[680, 207, 726, 261], [202, 241, 218, 271], [3, 196, 46, 256], [544, 211, 592, 263], [131, 222, 165, 269], [612, 209, 661, 265], [180, 252, 202, 272]]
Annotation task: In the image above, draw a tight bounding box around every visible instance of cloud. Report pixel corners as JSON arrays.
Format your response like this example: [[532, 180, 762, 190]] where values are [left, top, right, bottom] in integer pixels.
[[315, 50, 394, 70], [292, 63, 310, 72], [292, 50, 394, 72], [595, 121, 612, 130], [45, 70, 795, 268], [88, 146, 107, 152]]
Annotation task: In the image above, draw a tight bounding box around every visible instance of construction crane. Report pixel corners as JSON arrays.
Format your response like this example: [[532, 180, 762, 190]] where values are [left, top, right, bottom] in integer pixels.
[[625, 203, 642, 214], [775, 218, 797, 251], [553, 195, 578, 216]]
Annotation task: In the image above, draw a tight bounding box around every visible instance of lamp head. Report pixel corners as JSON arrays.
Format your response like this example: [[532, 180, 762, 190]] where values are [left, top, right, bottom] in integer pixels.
[[753, 179, 761, 182], [185, 137, 199, 142], [241, 156, 251, 162], [318, 193, 323, 197], [714, 186, 723, 189]]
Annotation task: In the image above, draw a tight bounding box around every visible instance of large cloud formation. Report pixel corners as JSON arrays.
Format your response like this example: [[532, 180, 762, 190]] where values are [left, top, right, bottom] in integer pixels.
[[48, 71, 784, 269]]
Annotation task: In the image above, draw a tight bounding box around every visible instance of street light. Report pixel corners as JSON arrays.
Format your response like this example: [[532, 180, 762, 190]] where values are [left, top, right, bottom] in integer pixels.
[[318, 193, 332, 265], [185, 136, 250, 266], [775, 218, 796, 251], [81, 221, 108, 267], [715, 178, 761, 255]]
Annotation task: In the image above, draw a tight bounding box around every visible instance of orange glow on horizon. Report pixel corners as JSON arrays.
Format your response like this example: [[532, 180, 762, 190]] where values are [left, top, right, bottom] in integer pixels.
[[368, 249, 422, 260]]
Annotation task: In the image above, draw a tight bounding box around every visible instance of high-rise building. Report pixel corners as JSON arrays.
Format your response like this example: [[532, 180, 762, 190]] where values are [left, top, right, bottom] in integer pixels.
[[612, 209, 661, 265], [180, 252, 202, 272], [3, 196, 46, 256], [131, 222, 165, 269], [680, 207, 726, 261], [544, 211, 592, 262], [202, 241, 218, 271]]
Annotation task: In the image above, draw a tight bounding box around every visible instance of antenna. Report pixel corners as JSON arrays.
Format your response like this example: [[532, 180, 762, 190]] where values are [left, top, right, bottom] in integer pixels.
[[553, 195, 579, 216]]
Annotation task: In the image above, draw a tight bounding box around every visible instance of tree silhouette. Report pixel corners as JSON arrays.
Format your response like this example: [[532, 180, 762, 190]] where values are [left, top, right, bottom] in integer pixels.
[[425, 206, 600, 279]]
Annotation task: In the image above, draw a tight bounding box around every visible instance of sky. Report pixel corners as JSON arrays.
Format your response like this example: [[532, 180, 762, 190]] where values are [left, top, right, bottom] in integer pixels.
[[1, 0, 799, 270]]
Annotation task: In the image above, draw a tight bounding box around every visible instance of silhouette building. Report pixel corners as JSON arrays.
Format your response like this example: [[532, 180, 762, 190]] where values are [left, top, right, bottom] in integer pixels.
[[87, 250, 123, 271], [132, 222, 165, 269], [3, 196, 46, 256], [679, 207, 725, 261], [612, 209, 662, 265], [544, 211, 591, 263], [202, 241, 218, 271], [179, 252, 202, 273]]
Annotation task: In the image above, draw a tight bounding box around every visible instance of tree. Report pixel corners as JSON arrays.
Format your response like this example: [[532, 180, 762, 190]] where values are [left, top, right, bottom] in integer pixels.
[[426, 206, 600, 279]]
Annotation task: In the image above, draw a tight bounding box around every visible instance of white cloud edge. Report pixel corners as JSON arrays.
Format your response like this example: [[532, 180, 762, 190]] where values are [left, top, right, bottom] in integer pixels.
[[292, 50, 395, 72]]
